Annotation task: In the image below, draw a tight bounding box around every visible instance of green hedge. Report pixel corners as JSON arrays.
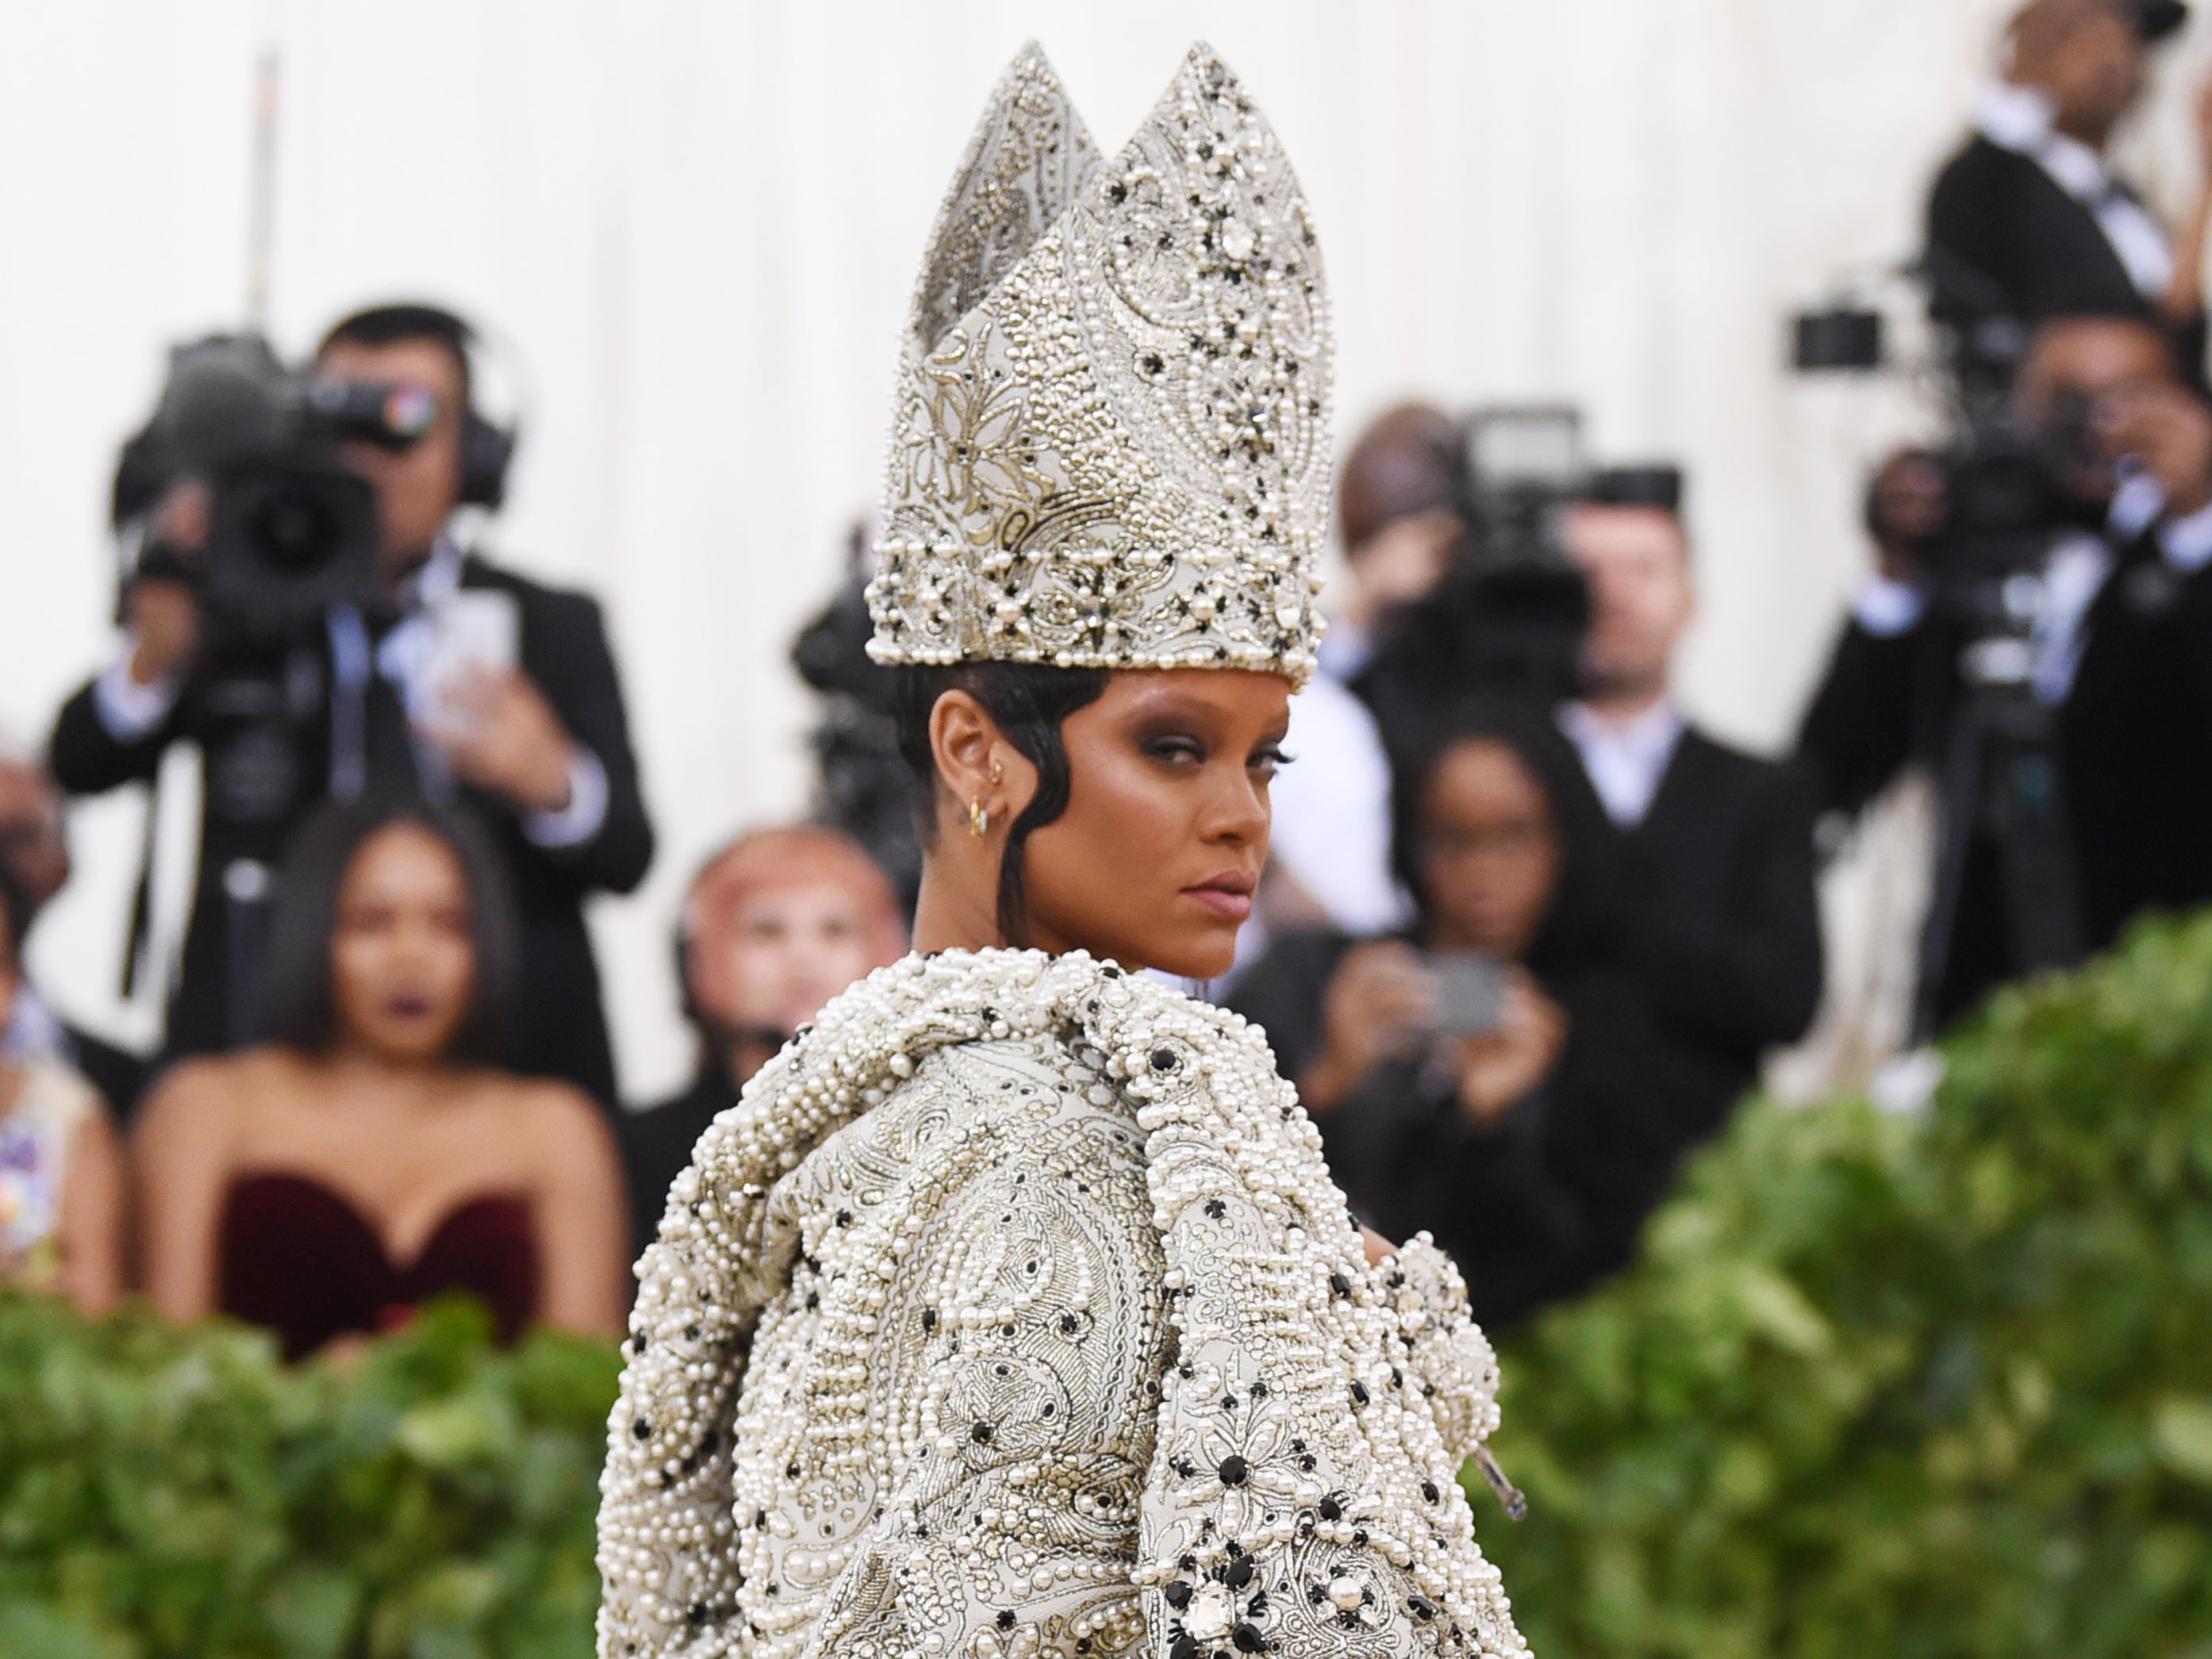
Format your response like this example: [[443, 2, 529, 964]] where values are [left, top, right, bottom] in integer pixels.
[[1479, 913, 2212, 1657], [6, 916, 2212, 1657], [0, 1296, 617, 1659]]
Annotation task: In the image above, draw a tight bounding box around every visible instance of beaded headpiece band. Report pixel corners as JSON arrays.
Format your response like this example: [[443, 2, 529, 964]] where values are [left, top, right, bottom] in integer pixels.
[[866, 42, 1334, 685]]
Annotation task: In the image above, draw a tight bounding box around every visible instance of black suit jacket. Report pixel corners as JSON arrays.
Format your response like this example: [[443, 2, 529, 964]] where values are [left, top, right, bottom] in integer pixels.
[[1615, 732, 1822, 1135], [1928, 134, 2152, 326], [2059, 533, 2212, 950], [48, 552, 654, 1107]]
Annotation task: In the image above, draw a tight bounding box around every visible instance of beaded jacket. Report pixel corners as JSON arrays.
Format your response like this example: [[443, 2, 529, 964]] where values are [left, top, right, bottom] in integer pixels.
[[597, 950, 1528, 1658]]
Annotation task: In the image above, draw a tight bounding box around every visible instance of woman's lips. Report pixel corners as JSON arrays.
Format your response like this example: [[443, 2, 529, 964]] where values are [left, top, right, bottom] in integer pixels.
[[1183, 871, 1256, 922], [386, 993, 435, 1020]]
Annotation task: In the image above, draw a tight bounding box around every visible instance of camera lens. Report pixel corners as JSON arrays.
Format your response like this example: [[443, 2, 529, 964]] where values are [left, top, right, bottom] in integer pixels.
[[249, 482, 338, 572]]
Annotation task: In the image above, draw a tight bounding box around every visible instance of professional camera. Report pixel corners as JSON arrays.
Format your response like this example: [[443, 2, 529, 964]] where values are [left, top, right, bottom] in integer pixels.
[[127, 333, 433, 636], [1362, 405, 1594, 724], [1791, 286, 2091, 1034]]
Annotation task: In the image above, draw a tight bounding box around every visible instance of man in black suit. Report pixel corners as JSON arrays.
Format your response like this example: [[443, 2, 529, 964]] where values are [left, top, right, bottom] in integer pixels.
[[1926, 0, 2206, 371], [0, 746, 147, 1120], [1556, 471, 1822, 1139], [1797, 313, 2211, 1023], [48, 304, 654, 1108]]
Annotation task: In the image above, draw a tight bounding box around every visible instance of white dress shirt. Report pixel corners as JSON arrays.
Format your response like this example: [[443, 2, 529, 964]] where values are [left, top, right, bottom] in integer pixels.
[[1557, 697, 1687, 830]]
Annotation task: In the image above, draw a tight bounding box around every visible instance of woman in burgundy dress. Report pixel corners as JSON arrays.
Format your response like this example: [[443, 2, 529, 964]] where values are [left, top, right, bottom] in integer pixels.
[[133, 797, 628, 1359]]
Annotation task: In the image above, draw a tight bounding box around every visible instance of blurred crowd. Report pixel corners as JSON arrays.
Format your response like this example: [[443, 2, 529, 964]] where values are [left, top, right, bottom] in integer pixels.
[[10, 0, 2212, 1356]]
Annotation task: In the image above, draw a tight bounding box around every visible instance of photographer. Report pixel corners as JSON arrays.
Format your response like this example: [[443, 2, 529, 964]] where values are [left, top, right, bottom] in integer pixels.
[[1798, 311, 2212, 1020], [1929, 0, 2210, 370], [1230, 703, 1683, 1329], [1557, 470, 1823, 1137], [48, 304, 654, 1108]]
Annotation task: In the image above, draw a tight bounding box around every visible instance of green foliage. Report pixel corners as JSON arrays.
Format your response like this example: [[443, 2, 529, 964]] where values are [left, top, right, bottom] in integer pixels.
[[9, 917, 2212, 1656], [1479, 912, 2212, 1657], [0, 1294, 619, 1659]]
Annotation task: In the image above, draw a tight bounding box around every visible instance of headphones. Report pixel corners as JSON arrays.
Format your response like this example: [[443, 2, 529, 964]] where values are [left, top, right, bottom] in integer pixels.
[[446, 309, 520, 511], [321, 301, 520, 510]]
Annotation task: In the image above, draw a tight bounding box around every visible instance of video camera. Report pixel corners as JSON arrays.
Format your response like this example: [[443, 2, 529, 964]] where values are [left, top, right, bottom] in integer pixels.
[[124, 333, 435, 638], [1372, 405, 1595, 711]]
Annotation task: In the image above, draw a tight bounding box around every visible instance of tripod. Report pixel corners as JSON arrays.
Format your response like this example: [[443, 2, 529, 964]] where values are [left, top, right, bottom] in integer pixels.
[[1911, 638, 2082, 1041]]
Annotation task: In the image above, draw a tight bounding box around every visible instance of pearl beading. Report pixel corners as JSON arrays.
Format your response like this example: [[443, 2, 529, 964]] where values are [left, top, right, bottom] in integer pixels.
[[597, 949, 1526, 1658], [866, 43, 1332, 688]]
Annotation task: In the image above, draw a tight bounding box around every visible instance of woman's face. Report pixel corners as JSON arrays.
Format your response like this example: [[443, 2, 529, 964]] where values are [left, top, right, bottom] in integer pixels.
[[1418, 738, 1561, 958], [696, 883, 888, 1039], [1019, 668, 1290, 979], [329, 823, 476, 1063]]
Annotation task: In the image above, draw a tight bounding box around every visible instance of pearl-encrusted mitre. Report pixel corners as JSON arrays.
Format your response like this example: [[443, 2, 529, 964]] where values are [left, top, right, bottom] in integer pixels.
[[866, 42, 1333, 685]]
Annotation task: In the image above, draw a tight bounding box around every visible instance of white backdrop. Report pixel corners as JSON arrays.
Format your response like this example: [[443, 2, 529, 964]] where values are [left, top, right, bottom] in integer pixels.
[[4, 1, 2209, 1101]]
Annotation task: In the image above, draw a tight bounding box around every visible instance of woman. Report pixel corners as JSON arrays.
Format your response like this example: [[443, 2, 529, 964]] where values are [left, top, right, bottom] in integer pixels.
[[598, 44, 1528, 1659], [1233, 704, 1682, 1328], [135, 797, 628, 1359], [0, 865, 124, 1315], [621, 824, 908, 1257]]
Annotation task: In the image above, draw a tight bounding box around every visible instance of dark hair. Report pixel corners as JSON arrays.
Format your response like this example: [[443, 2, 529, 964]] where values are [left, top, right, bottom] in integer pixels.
[[259, 794, 520, 1060], [317, 302, 474, 404], [892, 661, 1110, 945], [1390, 697, 1624, 983], [0, 858, 29, 977]]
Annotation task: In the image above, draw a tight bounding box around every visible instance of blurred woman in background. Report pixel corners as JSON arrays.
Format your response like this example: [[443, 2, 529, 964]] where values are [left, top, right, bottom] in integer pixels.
[[134, 797, 627, 1358], [620, 824, 906, 1258], [1232, 701, 1684, 1328], [0, 865, 124, 1315]]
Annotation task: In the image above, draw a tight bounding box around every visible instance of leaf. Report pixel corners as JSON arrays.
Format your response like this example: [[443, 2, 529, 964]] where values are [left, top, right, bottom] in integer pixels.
[[2151, 1396, 2212, 1486]]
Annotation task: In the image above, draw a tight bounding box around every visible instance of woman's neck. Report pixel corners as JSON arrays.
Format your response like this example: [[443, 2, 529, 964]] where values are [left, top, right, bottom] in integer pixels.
[[910, 859, 1008, 956]]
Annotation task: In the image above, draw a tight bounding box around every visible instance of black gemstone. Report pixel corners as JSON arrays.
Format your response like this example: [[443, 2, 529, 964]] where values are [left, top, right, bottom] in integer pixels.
[[1422, 1480, 1440, 1503], [972, 1422, 995, 1444], [923, 1309, 938, 1332], [1408, 1596, 1436, 1621], [1232, 1624, 1266, 1653], [1165, 1580, 1194, 1609], [632, 1419, 652, 1440], [1151, 1048, 1178, 1072], [835, 1209, 852, 1227], [1350, 1381, 1370, 1405], [1226, 1554, 1255, 1588], [688, 1603, 707, 1626], [1219, 1454, 1250, 1486], [1329, 1273, 1351, 1298], [1317, 1496, 1342, 1521], [1170, 1636, 1200, 1659], [998, 1611, 1017, 1630], [1250, 1380, 1268, 1398]]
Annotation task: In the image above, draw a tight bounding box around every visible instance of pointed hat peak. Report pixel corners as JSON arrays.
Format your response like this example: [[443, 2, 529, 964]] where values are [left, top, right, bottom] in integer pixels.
[[904, 42, 1100, 359]]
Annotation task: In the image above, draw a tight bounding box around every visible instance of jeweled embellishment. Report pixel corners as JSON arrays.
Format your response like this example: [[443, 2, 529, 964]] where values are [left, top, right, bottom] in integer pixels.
[[868, 42, 1333, 686]]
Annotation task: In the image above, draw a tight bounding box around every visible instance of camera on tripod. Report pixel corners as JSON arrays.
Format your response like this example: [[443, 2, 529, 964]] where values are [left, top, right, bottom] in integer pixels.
[[128, 332, 432, 638], [1789, 282, 2091, 1033]]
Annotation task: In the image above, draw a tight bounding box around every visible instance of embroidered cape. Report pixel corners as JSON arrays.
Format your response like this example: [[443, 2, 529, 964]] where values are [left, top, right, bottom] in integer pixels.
[[597, 949, 1527, 1658]]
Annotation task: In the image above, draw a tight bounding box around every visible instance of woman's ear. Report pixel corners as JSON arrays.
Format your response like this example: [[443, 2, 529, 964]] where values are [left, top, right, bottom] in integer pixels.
[[927, 690, 1037, 837]]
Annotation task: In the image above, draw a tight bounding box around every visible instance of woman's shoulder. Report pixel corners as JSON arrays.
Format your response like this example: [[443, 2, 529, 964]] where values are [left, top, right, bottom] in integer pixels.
[[136, 1046, 291, 1126], [473, 1071, 613, 1144]]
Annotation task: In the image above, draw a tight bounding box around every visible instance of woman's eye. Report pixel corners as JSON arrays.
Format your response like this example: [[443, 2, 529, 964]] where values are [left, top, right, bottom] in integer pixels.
[[1250, 744, 1292, 778], [1142, 734, 1206, 766]]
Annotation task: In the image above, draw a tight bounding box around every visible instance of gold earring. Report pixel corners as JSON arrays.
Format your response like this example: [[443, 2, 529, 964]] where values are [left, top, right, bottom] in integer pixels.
[[968, 797, 991, 838]]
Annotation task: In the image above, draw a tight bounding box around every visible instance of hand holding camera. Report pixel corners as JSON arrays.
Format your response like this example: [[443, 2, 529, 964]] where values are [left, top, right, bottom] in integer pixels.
[[1447, 966, 1568, 1128], [2096, 381, 2212, 516]]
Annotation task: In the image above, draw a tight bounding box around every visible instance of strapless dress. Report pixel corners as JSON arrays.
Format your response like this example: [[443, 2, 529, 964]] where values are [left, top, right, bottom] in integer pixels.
[[217, 1172, 540, 1360]]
